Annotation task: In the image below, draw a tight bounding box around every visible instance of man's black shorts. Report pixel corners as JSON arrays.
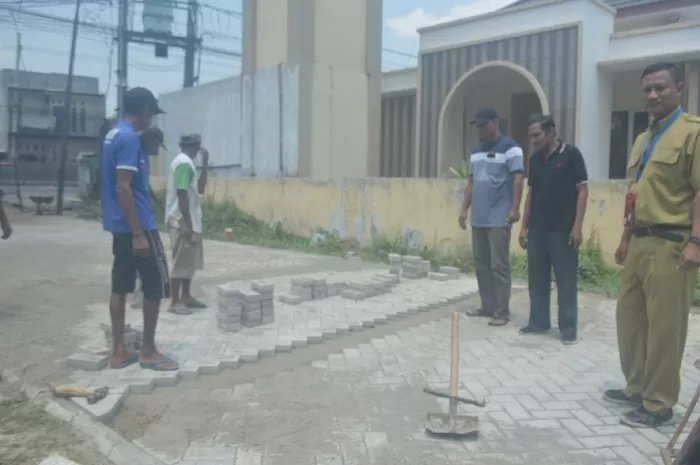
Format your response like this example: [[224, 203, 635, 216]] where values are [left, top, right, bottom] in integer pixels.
[[112, 230, 170, 301]]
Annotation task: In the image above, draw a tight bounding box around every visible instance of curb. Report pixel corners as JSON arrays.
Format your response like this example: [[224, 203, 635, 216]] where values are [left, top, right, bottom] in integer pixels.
[[1, 369, 166, 465], [69, 290, 477, 424]]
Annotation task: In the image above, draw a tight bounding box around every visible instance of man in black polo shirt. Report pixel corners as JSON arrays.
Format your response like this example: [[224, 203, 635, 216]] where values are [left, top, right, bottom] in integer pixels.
[[518, 114, 588, 345]]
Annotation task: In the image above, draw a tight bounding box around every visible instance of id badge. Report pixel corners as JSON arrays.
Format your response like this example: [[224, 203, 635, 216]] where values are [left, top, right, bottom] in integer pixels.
[[624, 192, 635, 227]]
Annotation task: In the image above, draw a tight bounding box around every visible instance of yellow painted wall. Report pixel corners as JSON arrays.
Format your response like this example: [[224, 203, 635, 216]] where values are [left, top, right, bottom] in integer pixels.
[[151, 177, 627, 262]]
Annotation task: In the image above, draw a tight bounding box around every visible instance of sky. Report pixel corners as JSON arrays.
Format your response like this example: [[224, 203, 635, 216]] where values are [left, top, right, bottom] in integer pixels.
[[0, 0, 519, 113]]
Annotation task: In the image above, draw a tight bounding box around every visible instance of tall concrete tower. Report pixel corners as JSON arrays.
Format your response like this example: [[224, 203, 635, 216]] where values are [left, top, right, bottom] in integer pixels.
[[242, 0, 382, 178]]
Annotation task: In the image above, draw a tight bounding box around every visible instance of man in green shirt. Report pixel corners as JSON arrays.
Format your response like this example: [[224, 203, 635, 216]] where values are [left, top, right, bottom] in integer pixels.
[[165, 134, 208, 314]]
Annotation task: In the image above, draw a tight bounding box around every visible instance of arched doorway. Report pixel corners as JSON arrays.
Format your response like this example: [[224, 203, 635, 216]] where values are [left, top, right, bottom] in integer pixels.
[[437, 61, 550, 176]]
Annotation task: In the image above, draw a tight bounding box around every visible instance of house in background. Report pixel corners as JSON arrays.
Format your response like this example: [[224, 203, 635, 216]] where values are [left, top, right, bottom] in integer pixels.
[[0, 70, 106, 184], [380, 0, 700, 180]]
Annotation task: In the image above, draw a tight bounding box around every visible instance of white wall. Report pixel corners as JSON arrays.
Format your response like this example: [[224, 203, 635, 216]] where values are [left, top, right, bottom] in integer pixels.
[[578, 1, 615, 180], [604, 22, 700, 67], [382, 68, 417, 94], [419, 0, 612, 53], [156, 64, 300, 179]]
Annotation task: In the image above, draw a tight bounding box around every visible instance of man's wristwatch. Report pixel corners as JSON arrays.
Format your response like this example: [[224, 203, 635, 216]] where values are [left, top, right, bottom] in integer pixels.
[[688, 236, 700, 247]]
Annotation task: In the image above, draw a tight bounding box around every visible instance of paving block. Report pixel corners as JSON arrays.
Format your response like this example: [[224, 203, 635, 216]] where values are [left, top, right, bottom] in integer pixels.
[[218, 321, 243, 332], [347, 282, 369, 291], [261, 316, 275, 325], [217, 283, 241, 298], [151, 372, 180, 387], [258, 346, 276, 358], [220, 356, 241, 370], [388, 253, 402, 262], [120, 378, 155, 395], [251, 281, 274, 295], [261, 305, 274, 315], [307, 333, 323, 344], [291, 337, 309, 348], [275, 340, 294, 353], [39, 453, 83, 465], [290, 277, 313, 287], [278, 293, 306, 305], [67, 353, 108, 371], [321, 329, 338, 339], [237, 289, 262, 303], [216, 312, 241, 324], [402, 255, 422, 263], [291, 285, 313, 298], [179, 362, 200, 380], [429, 272, 450, 281], [242, 310, 262, 320], [71, 388, 128, 423], [198, 360, 222, 375], [238, 351, 259, 363], [218, 301, 243, 315], [312, 288, 328, 299], [340, 289, 367, 301], [439, 266, 460, 275]]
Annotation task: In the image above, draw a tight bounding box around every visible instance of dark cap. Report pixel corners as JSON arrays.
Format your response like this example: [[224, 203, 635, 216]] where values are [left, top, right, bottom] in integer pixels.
[[123, 87, 165, 115], [140, 126, 166, 149], [471, 108, 499, 125], [179, 133, 202, 146]]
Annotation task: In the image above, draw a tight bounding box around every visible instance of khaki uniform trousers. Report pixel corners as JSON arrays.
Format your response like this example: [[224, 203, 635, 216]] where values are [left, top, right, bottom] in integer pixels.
[[617, 235, 697, 414]]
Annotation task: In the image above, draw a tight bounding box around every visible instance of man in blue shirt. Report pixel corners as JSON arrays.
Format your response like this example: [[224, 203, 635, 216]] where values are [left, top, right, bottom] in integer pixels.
[[101, 87, 178, 371], [458, 108, 525, 327]]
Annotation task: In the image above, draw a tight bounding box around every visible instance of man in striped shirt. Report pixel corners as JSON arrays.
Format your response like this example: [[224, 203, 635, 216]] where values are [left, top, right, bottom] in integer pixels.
[[459, 108, 525, 327]]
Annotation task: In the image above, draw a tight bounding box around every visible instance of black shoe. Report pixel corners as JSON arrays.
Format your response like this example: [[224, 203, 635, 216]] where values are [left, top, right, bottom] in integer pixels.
[[619, 406, 673, 428], [603, 389, 642, 407], [519, 325, 549, 334]]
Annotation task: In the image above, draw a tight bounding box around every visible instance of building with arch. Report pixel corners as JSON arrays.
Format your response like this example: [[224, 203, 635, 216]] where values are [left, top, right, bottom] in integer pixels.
[[380, 0, 700, 180]]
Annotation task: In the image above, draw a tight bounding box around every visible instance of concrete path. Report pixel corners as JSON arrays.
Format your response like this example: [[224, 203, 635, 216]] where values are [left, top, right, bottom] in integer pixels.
[[0, 211, 380, 388], [112, 291, 700, 465]]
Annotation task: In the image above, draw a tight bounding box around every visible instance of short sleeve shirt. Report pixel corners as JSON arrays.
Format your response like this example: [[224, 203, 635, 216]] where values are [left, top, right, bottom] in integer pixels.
[[528, 142, 588, 233], [100, 120, 157, 233], [627, 111, 700, 228], [470, 136, 525, 228]]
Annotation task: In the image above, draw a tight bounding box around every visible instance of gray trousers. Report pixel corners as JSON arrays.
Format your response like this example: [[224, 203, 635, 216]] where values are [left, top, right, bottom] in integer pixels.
[[471, 227, 512, 319]]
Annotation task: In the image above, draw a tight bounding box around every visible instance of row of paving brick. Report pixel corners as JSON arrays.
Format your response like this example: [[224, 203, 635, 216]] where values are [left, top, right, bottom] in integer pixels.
[[67, 271, 482, 423]]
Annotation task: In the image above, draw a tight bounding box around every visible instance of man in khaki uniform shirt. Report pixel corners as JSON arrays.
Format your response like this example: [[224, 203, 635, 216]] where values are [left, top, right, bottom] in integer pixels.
[[604, 62, 700, 428]]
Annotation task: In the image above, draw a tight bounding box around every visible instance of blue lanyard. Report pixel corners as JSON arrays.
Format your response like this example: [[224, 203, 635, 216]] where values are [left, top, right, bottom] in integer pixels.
[[635, 108, 682, 182]]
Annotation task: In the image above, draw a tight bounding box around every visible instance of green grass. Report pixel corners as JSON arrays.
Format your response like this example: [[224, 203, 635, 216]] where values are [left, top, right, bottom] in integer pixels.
[[78, 195, 700, 304]]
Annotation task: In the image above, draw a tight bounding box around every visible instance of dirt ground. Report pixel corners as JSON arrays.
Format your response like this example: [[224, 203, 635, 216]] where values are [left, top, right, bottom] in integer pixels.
[[0, 392, 113, 465]]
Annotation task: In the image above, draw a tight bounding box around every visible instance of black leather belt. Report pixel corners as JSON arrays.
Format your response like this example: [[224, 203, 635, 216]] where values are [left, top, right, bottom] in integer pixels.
[[631, 226, 689, 243]]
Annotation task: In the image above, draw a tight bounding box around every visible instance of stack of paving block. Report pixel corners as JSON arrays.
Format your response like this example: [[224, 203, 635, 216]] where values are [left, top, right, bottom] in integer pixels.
[[279, 277, 331, 305], [216, 283, 243, 332], [326, 281, 348, 297], [401, 255, 431, 279], [102, 322, 141, 353], [252, 281, 275, 324], [340, 274, 399, 301], [238, 289, 264, 328], [440, 266, 462, 279], [388, 253, 402, 275]]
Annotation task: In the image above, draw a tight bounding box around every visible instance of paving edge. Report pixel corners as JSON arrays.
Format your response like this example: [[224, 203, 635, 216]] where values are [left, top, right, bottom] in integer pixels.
[[69, 291, 478, 425], [1, 369, 167, 465]]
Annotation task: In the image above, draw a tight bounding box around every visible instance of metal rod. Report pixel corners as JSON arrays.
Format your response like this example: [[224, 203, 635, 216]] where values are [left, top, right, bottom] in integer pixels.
[[55, 0, 81, 215]]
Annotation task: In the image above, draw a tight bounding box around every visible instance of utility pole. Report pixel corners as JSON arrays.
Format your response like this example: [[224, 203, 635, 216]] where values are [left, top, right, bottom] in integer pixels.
[[183, 0, 198, 87], [116, 0, 129, 117], [55, 0, 81, 215]]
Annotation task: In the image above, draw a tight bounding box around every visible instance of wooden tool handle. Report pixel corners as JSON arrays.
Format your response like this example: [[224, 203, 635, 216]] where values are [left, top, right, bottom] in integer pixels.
[[449, 312, 460, 398]]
